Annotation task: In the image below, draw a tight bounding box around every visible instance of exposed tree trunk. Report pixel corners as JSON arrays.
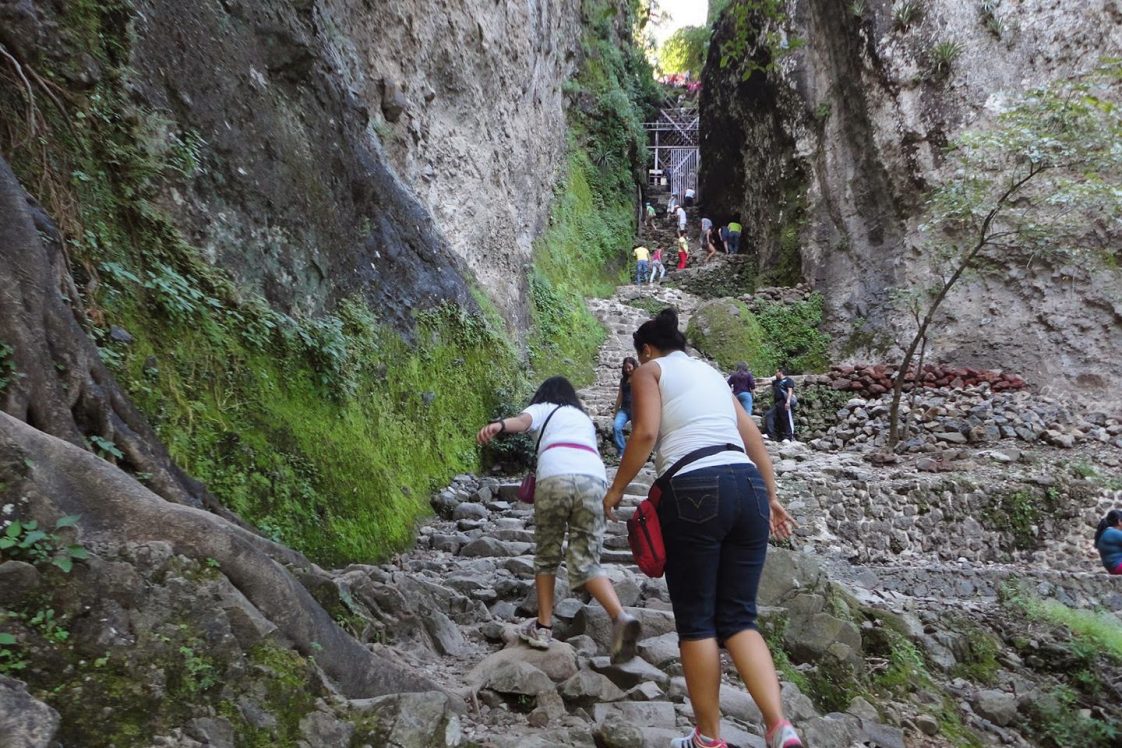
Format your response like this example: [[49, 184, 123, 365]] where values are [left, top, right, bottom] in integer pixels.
[[901, 332, 927, 441], [0, 154, 437, 698]]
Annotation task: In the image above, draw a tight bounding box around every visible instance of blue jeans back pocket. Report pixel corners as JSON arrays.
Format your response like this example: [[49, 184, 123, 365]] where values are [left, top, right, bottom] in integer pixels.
[[747, 471, 770, 519], [668, 473, 720, 524]]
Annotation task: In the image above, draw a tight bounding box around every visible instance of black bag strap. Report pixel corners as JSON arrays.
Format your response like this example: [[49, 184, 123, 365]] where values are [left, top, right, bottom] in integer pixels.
[[533, 406, 564, 456], [655, 443, 744, 488]]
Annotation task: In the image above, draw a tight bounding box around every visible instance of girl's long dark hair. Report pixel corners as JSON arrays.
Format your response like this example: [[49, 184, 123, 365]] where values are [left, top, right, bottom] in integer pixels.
[[529, 375, 585, 412], [633, 308, 687, 354], [1095, 509, 1122, 546], [621, 356, 639, 378]]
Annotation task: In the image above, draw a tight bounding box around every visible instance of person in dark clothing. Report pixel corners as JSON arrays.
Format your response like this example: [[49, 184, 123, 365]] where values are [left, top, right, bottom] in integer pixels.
[[612, 357, 639, 456], [766, 368, 796, 442], [727, 362, 756, 415]]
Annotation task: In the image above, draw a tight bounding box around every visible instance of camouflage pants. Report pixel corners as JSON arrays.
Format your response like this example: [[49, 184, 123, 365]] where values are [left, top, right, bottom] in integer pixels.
[[533, 474, 607, 586]]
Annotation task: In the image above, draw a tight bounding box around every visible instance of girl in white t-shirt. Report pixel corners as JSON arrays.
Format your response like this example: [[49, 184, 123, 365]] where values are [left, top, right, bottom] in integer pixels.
[[478, 376, 640, 660]]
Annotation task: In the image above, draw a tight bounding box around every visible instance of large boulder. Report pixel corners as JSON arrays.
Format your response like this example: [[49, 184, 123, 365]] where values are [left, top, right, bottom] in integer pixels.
[[757, 548, 827, 606], [348, 691, 463, 747], [0, 675, 60, 747], [685, 298, 770, 372]]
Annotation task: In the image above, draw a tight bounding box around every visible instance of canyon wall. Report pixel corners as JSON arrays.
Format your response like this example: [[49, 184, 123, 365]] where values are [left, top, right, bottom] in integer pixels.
[[1, 0, 582, 324], [700, 0, 1122, 402]]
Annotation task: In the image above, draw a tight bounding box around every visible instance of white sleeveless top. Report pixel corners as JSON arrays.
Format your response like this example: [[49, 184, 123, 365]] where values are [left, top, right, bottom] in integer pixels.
[[652, 351, 753, 477]]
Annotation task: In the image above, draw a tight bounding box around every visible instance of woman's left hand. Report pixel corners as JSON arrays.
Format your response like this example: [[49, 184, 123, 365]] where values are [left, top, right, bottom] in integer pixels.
[[603, 487, 624, 522], [769, 500, 798, 540]]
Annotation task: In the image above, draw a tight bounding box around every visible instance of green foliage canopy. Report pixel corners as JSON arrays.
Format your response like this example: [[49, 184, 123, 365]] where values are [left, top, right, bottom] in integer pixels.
[[658, 25, 710, 77]]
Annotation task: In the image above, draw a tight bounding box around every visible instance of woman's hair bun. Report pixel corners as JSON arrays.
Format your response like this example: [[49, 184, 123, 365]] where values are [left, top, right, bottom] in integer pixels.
[[656, 308, 679, 328]]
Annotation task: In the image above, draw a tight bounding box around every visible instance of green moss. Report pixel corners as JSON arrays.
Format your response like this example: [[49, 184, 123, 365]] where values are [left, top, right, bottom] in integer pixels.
[[983, 488, 1061, 553], [949, 625, 1001, 686], [803, 657, 862, 713], [686, 299, 771, 373], [217, 643, 319, 746], [527, 150, 621, 382]]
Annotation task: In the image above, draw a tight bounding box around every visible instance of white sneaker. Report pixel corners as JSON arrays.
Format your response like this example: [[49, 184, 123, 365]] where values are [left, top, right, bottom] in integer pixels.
[[670, 728, 727, 748], [767, 720, 803, 748], [610, 611, 640, 663], [518, 619, 552, 650]]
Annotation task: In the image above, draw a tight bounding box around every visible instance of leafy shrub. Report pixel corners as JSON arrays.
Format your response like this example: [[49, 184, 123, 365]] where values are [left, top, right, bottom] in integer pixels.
[[0, 516, 89, 572]]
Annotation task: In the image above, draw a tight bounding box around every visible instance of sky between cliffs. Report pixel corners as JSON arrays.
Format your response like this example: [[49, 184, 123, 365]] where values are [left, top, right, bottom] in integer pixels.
[[651, 0, 709, 45]]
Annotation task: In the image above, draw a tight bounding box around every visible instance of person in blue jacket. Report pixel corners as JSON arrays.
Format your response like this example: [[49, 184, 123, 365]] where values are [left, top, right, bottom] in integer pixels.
[[1094, 509, 1122, 574]]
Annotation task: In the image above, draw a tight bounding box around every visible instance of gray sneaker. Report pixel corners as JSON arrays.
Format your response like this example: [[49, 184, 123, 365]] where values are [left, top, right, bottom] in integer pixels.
[[611, 611, 640, 663], [518, 619, 552, 650]]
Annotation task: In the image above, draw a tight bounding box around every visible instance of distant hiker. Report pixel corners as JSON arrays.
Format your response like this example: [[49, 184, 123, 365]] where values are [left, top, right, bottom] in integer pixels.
[[612, 357, 638, 456], [728, 362, 756, 415], [1095, 509, 1122, 574], [667, 194, 680, 216], [649, 246, 667, 284], [699, 216, 713, 251], [477, 377, 640, 657], [684, 187, 696, 207], [766, 368, 796, 442], [727, 219, 743, 254], [676, 233, 690, 270], [676, 204, 688, 233], [704, 224, 723, 264], [603, 310, 803, 748], [633, 244, 650, 284], [645, 201, 657, 228]]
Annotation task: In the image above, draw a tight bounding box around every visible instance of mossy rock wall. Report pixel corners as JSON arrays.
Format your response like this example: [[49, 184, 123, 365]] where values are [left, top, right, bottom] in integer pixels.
[[0, 0, 650, 566]]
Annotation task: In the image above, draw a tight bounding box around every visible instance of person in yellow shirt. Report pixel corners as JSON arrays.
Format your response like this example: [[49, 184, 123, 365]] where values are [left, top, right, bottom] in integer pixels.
[[633, 244, 651, 284], [676, 233, 690, 270]]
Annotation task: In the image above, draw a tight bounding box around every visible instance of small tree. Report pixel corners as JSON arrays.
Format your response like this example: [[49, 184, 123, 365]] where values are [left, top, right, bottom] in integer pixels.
[[887, 62, 1122, 448]]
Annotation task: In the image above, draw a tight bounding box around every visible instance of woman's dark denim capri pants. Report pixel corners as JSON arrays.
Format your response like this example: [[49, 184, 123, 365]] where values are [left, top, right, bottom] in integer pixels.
[[657, 461, 769, 644]]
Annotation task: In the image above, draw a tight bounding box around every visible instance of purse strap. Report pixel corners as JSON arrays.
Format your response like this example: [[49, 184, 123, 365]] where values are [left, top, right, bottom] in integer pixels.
[[654, 443, 744, 491], [533, 406, 565, 456]]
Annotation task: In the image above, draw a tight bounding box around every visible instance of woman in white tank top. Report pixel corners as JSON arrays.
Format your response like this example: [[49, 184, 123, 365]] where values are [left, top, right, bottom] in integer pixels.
[[603, 310, 803, 748]]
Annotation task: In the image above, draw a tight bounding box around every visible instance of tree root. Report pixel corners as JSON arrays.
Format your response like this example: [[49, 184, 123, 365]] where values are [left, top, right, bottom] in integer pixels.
[[0, 412, 438, 698]]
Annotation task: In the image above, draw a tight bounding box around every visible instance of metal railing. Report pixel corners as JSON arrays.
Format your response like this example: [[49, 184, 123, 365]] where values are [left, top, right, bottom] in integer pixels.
[[644, 107, 700, 200]]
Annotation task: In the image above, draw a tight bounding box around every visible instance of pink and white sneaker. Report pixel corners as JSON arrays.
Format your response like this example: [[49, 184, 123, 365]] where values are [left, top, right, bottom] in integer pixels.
[[767, 720, 803, 748]]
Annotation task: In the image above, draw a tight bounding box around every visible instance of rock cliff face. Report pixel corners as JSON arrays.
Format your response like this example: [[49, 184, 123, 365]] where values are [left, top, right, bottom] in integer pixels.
[[1, 0, 580, 324], [700, 0, 1122, 401]]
